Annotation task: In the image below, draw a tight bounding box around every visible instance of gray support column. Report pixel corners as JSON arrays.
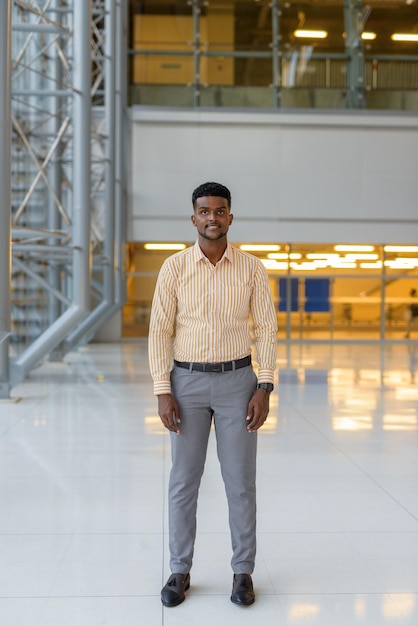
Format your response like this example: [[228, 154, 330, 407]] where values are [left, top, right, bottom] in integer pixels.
[[271, 0, 281, 108], [0, 0, 12, 398], [63, 0, 118, 351], [193, 0, 201, 107], [71, 0, 92, 311], [344, 0, 366, 108], [381, 249, 386, 340], [12, 0, 92, 383], [115, 0, 128, 310], [48, 0, 64, 328]]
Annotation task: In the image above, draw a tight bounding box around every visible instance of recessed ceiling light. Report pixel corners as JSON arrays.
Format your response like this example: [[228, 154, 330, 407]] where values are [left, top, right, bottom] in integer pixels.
[[334, 245, 375, 252], [240, 244, 280, 252], [361, 32, 377, 40], [384, 245, 418, 252], [294, 29, 328, 39], [391, 33, 418, 42], [144, 243, 186, 251]]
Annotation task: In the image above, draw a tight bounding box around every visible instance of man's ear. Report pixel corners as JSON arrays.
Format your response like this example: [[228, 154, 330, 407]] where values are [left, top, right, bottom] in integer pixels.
[[191, 214, 196, 226], [229, 213, 234, 225]]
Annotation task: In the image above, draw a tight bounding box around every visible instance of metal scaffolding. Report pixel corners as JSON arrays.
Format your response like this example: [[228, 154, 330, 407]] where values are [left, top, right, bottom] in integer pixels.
[[0, 0, 128, 397]]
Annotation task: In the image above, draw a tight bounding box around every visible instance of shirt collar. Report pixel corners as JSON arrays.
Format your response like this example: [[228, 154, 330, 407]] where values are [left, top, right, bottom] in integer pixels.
[[193, 241, 233, 264]]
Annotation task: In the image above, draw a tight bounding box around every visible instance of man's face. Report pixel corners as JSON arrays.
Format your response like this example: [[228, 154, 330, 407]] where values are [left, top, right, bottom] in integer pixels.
[[191, 195, 233, 241]]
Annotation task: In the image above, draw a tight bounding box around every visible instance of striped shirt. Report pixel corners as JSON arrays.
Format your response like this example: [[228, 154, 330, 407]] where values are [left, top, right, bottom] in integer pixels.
[[148, 241, 278, 395]]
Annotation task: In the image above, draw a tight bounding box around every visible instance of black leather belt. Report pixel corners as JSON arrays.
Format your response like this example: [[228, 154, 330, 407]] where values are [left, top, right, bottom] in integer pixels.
[[174, 355, 251, 373]]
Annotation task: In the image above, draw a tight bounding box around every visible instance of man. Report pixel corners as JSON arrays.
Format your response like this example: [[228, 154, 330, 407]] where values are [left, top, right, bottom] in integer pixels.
[[148, 182, 277, 607]]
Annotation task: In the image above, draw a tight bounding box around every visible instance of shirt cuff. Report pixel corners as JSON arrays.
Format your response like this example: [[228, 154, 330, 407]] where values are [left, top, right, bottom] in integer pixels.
[[153, 380, 172, 396], [257, 369, 275, 385]]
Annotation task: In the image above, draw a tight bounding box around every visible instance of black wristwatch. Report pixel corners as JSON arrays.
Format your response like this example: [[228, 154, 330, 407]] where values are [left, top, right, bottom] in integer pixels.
[[257, 383, 274, 393]]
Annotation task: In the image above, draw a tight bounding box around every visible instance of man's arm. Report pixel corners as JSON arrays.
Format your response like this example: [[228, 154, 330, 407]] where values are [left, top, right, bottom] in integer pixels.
[[148, 261, 180, 431], [246, 262, 278, 431], [148, 261, 177, 392]]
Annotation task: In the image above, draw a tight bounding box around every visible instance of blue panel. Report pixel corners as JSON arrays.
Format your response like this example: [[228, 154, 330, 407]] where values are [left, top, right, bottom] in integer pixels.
[[305, 278, 330, 312], [279, 278, 299, 312]]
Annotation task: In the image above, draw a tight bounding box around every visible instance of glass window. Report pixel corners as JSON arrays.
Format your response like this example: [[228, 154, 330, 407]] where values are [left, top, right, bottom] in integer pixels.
[[128, 0, 418, 110], [123, 241, 418, 340], [129, 0, 194, 92]]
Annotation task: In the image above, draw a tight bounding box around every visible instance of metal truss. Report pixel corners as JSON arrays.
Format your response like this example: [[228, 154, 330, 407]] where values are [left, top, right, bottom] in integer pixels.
[[0, 0, 128, 397]]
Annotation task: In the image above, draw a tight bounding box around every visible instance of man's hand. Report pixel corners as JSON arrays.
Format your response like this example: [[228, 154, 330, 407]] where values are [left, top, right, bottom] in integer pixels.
[[158, 394, 181, 434], [246, 388, 271, 432]]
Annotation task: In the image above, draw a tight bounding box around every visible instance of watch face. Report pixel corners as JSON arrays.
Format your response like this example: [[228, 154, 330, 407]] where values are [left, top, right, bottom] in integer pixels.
[[258, 383, 274, 392]]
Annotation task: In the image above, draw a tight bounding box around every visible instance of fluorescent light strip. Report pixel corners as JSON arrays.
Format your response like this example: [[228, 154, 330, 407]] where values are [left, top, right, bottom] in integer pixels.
[[306, 253, 340, 260], [360, 261, 383, 268], [261, 259, 288, 270], [294, 29, 328, 39], [361, 32, 376, 40], [335, 245, 375, 252], [391, 33, 418, 42], [290, 262, 319, 270], [385, 261, 418, 268], [267, 253, 302, 260], [145, 243, 186, 251], [345, 253, 379, 260], [240, 244, 280, 252], [384, 245, 418, 252]]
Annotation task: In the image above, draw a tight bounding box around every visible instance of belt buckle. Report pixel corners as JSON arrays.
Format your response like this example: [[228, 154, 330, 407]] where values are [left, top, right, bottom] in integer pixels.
[[211, 364, 223, 373]]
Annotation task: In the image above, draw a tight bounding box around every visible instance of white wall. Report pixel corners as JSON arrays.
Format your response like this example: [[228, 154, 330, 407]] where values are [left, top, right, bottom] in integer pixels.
[[129, 108, 418, 244]]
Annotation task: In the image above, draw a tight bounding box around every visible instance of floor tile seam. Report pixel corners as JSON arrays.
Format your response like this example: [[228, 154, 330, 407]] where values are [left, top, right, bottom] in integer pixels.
[[256, 530, 418, 536], [0, 594, 162, 600], [35, 593, 51, 625], [273, 591, 400, 596], [0, 532, 164, 537], [279, 396, 418, 525], [45, 520, 80, 600], [161, 428, 168, 591]]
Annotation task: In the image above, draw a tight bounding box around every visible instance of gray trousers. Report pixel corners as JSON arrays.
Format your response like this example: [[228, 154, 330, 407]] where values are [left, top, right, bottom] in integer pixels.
[[168, 363, 258, 575]]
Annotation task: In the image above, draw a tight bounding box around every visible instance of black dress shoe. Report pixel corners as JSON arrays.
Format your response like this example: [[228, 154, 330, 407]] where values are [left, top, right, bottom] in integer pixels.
[[161, 573, 190, 607], [230, 573, 255, 606]]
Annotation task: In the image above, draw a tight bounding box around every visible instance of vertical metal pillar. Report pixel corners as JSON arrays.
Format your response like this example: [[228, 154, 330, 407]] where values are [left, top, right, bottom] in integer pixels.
[[286, 246, 292, 340], [380, 248, 386, 339], [72, 0, 92, 311], [63, 0, 119, 351], [115, 0, 128, 310], [0, 0, 12, 398], [102, 0, 116, 309], [12, 0, 91, 382], [344, 0, 366, 108], [330, 277, 335, 340], [271, 0, 281, 108], [48, 0, 64, 328], [193, 0, 201, 107]]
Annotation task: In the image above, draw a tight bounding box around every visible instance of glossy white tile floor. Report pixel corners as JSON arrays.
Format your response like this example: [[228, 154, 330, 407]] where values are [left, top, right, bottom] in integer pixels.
[[1, 340, 418, 625]]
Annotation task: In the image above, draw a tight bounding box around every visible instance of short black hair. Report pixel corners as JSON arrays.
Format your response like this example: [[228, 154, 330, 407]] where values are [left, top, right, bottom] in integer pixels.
[[192, 182, 231, 208]]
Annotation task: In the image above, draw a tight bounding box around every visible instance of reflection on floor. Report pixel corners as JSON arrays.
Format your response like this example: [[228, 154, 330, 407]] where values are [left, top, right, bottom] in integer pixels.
[[0, 340, 417, 625]]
